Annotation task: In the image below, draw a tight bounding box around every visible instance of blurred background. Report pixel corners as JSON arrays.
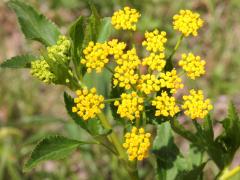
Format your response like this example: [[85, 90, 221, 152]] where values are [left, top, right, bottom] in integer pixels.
[[0, 0, 240, 179]]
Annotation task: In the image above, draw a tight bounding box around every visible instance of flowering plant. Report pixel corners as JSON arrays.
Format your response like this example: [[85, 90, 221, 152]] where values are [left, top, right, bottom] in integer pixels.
[[1, 1, 240, 179]]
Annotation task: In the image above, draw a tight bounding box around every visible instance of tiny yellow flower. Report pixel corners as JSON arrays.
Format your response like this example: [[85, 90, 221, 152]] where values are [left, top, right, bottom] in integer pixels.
[[142, 53, 166, 72], [142, 29, 167, 53], [182, 89, 213, 119], [173, 9, 204, 37], [31, 58, 55, 84], [108, 39, 127, 59], [72, 88, 105, 121], [113, 48, 140, 89], [111, 6, 141, 31], [179, 53, 206, 79], [159, 69, 184, 94], [123, 127, 151, 161], [81, 41, 110, 73], [114, 92, 144, 121], [137, 74, 160, 94], [152, 91, 180, 117]]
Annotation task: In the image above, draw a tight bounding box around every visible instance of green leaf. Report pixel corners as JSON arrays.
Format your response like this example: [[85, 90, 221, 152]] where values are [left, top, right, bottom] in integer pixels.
[[83, 68, 112, 98], [23, 136, 86, 171], [170, 118, 196, 142], [203, 114, 214, 140], [187, 145, 203, 167], [153, 122, 206, 180], [8, 0, 60, 46], [109, 83, 125, 123], [97, 17, 114, 43], [217, 102, 240, 165], [175, 162, 206, 180], [0, 54, 37, 68], [69, 16, 86, 78], [153, 122, 181, 180]]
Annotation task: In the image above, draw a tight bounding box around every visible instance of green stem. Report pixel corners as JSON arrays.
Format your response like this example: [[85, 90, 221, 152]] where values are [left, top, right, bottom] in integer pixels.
[[142, 107, 147, 127], [168, 34, 184, 60], [177, 70, 185, 77], [97, 113, 126, 159], [219, 166, 240, 180], [125, 161, 139, 180], [104, 98, 121, 103], [165, 34, 184, 71]]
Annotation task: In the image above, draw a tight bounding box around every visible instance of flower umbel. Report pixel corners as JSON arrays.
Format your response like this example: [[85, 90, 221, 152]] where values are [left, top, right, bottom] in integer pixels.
[[173, 9, 204, 37], [81, 41, 110, 73], [159, 69, 184, 94], [72, 88, 105, 121], [114, 92, 144, 121], [47, 35, 71, 63], [179, 53, 206, 79], [137, 74, 160, 94], [142, 29, 167, 53], [152, 91, 180, 117], [142, 53, 166, 72], [108, 39, 127, 59], [111, 6, 140, 31], [113, 48, 140, 89], [182, 89, 213, 119], [31, 58, 55, 84], [123, 127, 151, 161]]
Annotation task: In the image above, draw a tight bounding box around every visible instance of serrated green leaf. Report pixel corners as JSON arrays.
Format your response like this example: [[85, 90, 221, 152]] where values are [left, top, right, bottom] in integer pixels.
[[203, 114, 214, 140], [23, 136, 86, 171], [69, 16, 85, 59], [153, 122, 180, 166], [0, 54, 37, 68], [8, 0, 60, 46], [153, 122, 181, 180], [69, 16, 86, 78], [216, 102, 240, 166], [175, 162, 206, 180], [153, 122, 206, 180]]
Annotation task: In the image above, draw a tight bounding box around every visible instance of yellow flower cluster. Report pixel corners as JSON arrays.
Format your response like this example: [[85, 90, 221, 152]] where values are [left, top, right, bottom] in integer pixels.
[[72, 88, 105, 121], [111, 6, 140, 31], [159, 69, 184, 93], [123, 127, 151, 161], [114, 92, 144, 121], [179, 53, 206, 79], [182, 89, 213, 119], [142, 53, 166, 71], [108, 39, 126, 59], [173, 9, 204, 37], [152, 92, 180, 117], [31, 58, 55, 84], [31, 36, 71, 84], [47, 35, 71, 62], [137, 74, 160, 94], [142, 30, 167, 53], [81, 41, 110, 73], [113, 48, 140, 89]]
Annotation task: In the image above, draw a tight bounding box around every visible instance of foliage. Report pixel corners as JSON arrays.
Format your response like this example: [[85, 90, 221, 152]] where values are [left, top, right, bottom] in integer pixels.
[[1, 0, 240, 180]]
